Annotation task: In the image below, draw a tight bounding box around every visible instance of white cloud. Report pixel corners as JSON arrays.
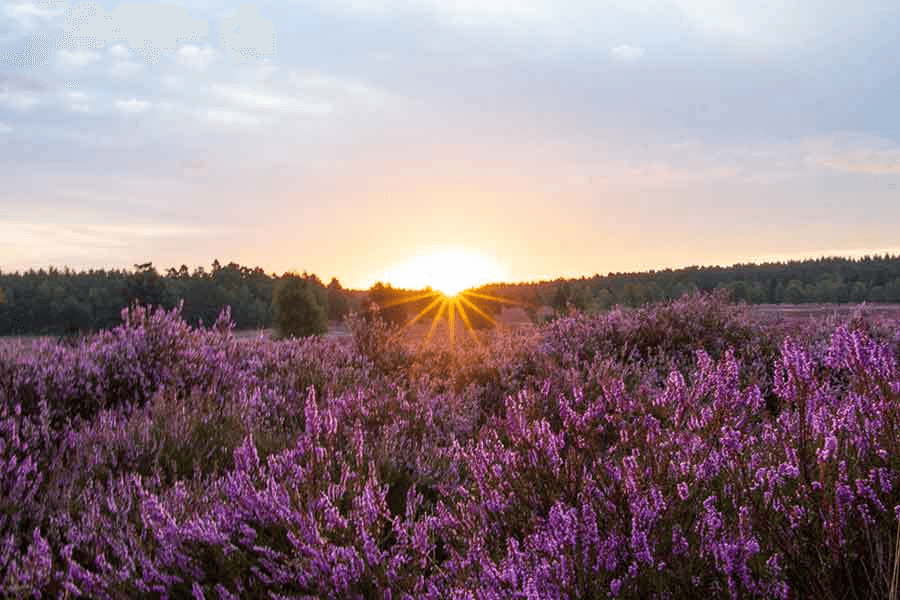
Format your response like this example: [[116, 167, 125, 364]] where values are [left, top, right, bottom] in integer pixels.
[[110, 59, 142, 78], [804, 133, 900, 174], [292, 0, 894, 52], [57, 48, 101, 67], [59, 1, 208, 65], [610, 44, 644, 60], [175, 45, 217, 71], [106, 43, 143, 78], [0, 220, 229, 267], [0, 123, 11, 134], [0, 90, 39, 111], [667, 0, 874, 50], [161, 74, 181, 89], [109, 44, 130, 59], [218, 3, 277, 65], [3, 0, 66, 32], [212, 84, 334, 115], [203, 108, 265, 127], [114, 98, 151, 113], [289, 71, 386, 106], [63, 90, 90, 112]]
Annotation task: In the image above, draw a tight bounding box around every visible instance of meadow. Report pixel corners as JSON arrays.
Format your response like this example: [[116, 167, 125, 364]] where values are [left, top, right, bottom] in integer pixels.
[[2, 292, 900, 599]]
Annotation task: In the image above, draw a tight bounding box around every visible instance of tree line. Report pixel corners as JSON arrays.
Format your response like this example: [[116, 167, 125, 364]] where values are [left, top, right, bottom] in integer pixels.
[[3, 254, 900, 336], [475, 253, 900, 317], [0, 261, 360, 336]]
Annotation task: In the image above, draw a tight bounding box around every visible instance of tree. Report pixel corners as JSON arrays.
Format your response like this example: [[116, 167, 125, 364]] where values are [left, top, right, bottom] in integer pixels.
[[365, 282, 406, 327], [126, 263, 165, 307], [273, 275, 328, 338], [326, 277, 350, 321]]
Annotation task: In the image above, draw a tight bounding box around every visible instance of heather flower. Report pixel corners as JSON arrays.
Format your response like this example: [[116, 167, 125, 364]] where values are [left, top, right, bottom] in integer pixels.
[[1, 297, 899, 598]]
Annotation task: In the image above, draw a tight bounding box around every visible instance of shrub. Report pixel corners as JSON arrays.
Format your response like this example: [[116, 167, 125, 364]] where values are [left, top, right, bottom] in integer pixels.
[[272, 276, 328, 339]]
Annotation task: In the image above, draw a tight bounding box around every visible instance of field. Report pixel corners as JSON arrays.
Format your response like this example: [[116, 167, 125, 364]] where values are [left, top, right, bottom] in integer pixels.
[[2, 294, 900, 598]]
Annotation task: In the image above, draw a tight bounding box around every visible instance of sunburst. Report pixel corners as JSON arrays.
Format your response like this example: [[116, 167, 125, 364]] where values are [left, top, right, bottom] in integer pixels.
[[376, 288, 525, 346], [368, 249, 532, 345]]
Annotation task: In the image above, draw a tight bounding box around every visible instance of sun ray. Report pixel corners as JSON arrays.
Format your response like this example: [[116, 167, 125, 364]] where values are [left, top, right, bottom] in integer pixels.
[[457, 294, 500, 330], [455, 299, 481, 344], [461, 290, 522, 307], [390, 293, 443, 340], [448, 300, 456, 343], [379, 290, 439, 310], [363, 262, 529, 346], [460, 290, 545, 327], [426, 298, 448, 345]]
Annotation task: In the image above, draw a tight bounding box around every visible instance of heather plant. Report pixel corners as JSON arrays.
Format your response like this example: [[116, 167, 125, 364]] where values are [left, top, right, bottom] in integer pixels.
[[540, 289, 777, 374], [345, 309, 411, 376], [3, 295, 900, 598]]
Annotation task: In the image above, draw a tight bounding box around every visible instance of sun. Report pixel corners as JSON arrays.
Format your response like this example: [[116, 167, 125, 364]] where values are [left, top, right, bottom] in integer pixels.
[[372, 250, 523, 345], [381, 249, 506, 297]]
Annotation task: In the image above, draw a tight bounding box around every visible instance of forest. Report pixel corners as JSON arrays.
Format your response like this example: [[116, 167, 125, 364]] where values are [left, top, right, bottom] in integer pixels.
[[3, 254, 900, 335]]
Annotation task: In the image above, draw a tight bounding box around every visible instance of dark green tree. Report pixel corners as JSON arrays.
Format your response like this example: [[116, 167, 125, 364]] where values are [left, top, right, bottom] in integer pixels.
[[365, 282, 407, 327], [273, 275, 329, 338], [326, 277, 350, 322]]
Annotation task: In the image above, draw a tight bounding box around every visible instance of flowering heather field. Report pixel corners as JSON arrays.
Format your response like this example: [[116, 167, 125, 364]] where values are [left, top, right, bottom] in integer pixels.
[[3, 293, 900, 599]]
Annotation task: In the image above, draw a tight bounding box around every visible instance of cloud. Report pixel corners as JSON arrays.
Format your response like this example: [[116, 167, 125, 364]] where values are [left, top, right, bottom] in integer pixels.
[[63, 89, 90, 112], [0, 89, 40, 111], [290, 0, 898, 54], [59, 1, 208, 65], [0, 122, 11, 134], [289, 71, 386, 107], [0, 72, 51, 112], [218, 3, 277, 64], [6, 0, 66, 19], [669, 0, 898, 51], [175, 44, 217, 71], [0, 220, 230, 268], [0, 33, 52, 68], [203, 108, 265, 127], [110, 59, 142, 78], [610, 44, 644, 60], [212, 84, 333, 115], [3, 0, 66, 33], [114, 97, 151, 113], [106, 43, 143, 77], [804, 134, 900, 174], [57, 48, 101, 67], [109, 44, 130, 59]]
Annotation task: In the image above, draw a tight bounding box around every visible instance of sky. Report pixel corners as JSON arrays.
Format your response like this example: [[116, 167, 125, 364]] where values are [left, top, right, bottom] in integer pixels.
[[2, 0, 900, 289]]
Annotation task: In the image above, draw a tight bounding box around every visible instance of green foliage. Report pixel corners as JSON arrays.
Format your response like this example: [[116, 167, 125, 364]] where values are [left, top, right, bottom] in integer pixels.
[[0, 261, 278, 335], [7, 254, 900, 337], [326, 277, 351, 321], [273, 276, 329, 339], [473, 253, 900, 316], [365, 282, 407, 327]]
